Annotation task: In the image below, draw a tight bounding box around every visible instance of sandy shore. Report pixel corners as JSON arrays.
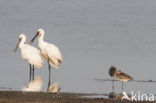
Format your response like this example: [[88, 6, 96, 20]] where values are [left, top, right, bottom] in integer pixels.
[[0, 91, 154, 103]]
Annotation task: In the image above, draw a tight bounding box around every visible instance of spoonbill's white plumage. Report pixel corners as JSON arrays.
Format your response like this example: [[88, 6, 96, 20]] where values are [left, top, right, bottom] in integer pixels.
[[21, 76, 42, 92], [30, 29, 63, 68], [14, 34, 43, 81], [29, 29, 63, 91]]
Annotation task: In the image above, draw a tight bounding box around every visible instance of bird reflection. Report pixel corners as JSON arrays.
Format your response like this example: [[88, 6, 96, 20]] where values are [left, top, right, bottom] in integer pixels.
[[47, 82, 61, 93], [21, 76, 42, 92]]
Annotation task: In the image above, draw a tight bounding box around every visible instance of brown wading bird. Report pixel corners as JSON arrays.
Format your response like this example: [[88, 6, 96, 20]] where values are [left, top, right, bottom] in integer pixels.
[[114, 70, 133, 93], [109, 65, 116, 93]]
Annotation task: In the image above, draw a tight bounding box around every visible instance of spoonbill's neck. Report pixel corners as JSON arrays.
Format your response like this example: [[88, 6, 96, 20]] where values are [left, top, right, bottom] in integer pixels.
[[38, 36, 44, 44], [19, 37, 26, 48]]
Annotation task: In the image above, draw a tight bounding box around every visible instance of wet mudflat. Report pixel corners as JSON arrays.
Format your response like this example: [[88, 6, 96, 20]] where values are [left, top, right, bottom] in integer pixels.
[[0, 91, 154, 103]]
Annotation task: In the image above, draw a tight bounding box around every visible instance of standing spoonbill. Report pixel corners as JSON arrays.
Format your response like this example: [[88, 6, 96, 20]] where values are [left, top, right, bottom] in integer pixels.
[[14, 34, 43, 81], [29, 29, 63, 91], [114, 70, 133, 93], [109, 65, 116, 93]]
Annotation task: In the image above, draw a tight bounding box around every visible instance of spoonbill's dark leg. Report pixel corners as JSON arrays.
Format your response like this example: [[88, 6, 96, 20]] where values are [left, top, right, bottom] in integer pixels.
[[32, 65, 34, 80], [29, 64, 32, 82], [47, 60, 51, 91], [112, 76, 115, 93]]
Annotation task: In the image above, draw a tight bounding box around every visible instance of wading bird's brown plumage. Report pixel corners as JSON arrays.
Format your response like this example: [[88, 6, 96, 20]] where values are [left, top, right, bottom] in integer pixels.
[[115, 70, 133, 82], [109, 65, 116, 77], [114, 70, 133, 93], [109, 65, 117, 93]]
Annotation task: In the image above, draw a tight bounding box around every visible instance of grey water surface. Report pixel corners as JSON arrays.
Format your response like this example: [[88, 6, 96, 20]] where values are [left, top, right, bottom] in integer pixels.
[[0, 0, 156, 94]]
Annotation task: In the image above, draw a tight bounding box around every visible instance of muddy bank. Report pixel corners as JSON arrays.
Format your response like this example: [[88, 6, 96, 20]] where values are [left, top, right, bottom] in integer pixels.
[[0, 91, 154, 103]]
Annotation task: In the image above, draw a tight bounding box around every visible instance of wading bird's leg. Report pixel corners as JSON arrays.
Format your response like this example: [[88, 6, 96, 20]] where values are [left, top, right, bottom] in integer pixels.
[[29, 64, 32, 82], [122, 81, 124, 93], [112, 76, 115, 93], [32, 65, 34, 81], [47, 60, 51, 91]]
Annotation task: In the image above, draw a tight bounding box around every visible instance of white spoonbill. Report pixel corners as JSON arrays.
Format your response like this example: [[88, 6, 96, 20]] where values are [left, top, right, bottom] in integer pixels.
[[29, 29, 63, 91], [14, 34, 43, 81]]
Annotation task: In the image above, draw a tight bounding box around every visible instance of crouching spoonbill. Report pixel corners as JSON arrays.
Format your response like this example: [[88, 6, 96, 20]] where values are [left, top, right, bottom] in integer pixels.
[[14, 34, 43, 81], [29, 29, 63, 91]]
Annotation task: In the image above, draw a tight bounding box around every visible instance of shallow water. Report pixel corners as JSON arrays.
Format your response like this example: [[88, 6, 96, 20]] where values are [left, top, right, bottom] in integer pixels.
[[0, 0, 156, 94]]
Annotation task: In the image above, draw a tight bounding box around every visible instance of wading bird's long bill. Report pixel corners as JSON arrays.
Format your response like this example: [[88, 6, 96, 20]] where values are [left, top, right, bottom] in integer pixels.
[[14, 38, 22, 52], [29, 32, 39, 44]]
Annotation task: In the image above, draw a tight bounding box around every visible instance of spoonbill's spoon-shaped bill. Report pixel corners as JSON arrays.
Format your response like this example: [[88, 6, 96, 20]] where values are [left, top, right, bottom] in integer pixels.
[[29, 31, 39, 44], [14, 37, 22, 52], [29, 29, 43, 44]]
